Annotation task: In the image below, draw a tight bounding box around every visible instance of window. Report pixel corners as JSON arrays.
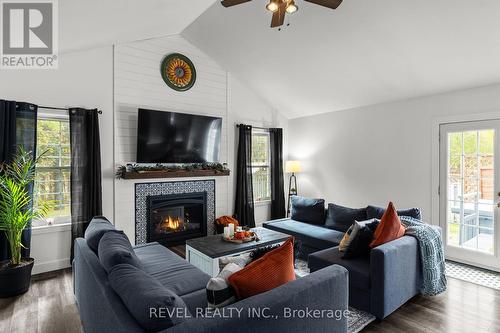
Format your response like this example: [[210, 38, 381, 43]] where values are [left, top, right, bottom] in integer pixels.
[[251, 130, 271, 202], [33, 116, 71, 227]]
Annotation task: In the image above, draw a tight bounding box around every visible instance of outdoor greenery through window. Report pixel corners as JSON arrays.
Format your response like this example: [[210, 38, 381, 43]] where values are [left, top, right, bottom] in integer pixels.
[[251, 130, 271, 202], [33, 117, 71, 227], [447, 129, 494, 254]]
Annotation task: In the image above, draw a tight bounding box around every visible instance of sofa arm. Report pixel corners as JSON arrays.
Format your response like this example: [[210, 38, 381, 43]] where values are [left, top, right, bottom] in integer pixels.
[[164, 265, 349, 333], [370, 236, 421, 319]]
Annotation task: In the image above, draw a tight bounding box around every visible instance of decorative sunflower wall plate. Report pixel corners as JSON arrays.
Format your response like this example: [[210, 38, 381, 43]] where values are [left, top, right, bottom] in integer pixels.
[[160, 53, 196, 91]]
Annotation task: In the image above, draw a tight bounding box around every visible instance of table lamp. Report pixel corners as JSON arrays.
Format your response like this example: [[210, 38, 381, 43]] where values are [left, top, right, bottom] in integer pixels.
[[285, 160, 302, 216]]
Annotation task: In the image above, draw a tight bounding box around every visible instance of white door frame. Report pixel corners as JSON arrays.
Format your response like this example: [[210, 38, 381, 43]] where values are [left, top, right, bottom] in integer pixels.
[[431, 111, 500, 272]]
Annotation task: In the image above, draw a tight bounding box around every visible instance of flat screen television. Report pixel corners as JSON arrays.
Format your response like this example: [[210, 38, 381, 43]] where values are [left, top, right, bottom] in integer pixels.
[[136, 109, 222, 163]]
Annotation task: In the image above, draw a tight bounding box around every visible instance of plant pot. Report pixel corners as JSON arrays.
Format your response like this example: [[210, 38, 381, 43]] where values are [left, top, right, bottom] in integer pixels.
[[0, 258, 34, 298]]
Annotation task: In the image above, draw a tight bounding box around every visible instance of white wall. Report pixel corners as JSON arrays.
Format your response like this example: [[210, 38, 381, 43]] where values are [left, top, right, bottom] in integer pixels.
[[288, 84, 500, 223], [0, 46, 114, 274], [113, 35, 288, 242]]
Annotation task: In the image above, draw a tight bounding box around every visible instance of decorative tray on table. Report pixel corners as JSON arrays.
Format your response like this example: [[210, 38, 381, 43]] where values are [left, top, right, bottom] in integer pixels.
[[222, 231, 259, 244]]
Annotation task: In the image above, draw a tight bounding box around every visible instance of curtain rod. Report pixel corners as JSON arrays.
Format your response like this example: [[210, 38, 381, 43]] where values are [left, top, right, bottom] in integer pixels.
[[39, 106, 103, 114], [236, 124, 270, 131]]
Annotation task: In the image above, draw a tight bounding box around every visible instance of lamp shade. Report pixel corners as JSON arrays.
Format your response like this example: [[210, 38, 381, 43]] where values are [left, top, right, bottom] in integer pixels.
[[285, 160, 302, 173]]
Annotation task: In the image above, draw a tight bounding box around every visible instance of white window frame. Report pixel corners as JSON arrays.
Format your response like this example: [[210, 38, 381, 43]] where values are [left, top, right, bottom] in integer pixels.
[[251, 129, 272, 203], [33, 110, 71, 229]]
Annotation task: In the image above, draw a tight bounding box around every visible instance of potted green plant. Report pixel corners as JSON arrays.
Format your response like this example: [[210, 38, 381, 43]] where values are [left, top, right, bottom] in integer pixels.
[[0, 147, 48, 297]]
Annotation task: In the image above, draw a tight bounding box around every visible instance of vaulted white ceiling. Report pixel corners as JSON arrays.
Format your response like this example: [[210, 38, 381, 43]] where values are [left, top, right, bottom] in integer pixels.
[[60, 0, 217, 52], [183, 0, 500, 118]]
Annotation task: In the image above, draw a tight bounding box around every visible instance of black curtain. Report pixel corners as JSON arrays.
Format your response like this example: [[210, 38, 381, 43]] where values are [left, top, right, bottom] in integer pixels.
[[234, 124, 255, 228], [70, 108, 102, 260], [0, 100, 37, 261], [270, 128, 286, 219]]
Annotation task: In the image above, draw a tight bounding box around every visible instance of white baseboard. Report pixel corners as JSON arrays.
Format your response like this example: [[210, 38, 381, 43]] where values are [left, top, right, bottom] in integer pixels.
[[32, 258, 71, 275]]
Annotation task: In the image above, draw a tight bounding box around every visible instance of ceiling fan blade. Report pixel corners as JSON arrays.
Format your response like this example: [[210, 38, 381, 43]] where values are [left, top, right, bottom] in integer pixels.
[[304, 0, 343, 9], [221, 0, 252, 7], [270, 3, 287, 28]]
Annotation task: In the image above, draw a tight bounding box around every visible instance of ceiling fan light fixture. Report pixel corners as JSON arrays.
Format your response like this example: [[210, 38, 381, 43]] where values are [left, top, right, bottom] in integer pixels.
[[286, 1, 298, 14], [266, 1, 279, 12]]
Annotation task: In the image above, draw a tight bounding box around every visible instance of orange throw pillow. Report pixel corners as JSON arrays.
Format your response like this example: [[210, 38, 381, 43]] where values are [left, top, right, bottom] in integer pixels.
[[370, 202, 405, 248], [228, 238, 295, 299]]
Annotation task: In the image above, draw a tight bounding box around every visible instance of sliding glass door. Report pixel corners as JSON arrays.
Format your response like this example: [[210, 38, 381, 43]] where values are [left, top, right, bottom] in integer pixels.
[[440, 120, 500, 270]]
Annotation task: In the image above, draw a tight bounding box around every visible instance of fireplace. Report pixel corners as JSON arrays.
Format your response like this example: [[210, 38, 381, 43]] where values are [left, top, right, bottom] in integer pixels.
[[147, 192, 207, 246]]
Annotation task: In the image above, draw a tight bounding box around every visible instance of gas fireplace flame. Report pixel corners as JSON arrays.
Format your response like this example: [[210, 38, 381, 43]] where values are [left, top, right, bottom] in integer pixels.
[[162, 216, 182, 231]]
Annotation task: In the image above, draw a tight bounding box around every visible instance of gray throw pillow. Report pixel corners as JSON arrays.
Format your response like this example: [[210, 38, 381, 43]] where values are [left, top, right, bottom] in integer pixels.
[[108, 264, 189, 332], [84, 216, 115, 252], [219, 253, 251, 271], [98, 230, 143, 273]]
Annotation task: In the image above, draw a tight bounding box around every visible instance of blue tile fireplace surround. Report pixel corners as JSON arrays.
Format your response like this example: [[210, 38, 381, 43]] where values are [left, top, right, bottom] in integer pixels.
[[134, 180, 216, 246]]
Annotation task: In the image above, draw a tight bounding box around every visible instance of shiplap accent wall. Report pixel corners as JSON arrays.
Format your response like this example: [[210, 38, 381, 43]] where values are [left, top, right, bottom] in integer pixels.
[[113, 35, 230, 242]]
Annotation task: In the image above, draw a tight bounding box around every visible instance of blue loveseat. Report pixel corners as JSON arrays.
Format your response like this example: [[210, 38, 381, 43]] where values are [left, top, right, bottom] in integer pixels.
[[73, 217, 349, 333], [263, 199, 423, 319]]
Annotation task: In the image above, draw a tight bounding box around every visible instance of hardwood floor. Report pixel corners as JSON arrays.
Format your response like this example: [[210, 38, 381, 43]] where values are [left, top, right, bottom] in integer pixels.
[[0, 268, 499, 333], [0, 269, 82, 333], [364, 278, 500, 333]]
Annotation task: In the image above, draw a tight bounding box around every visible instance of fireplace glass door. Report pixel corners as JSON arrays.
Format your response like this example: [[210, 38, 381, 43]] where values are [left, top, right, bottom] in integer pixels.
[[147, 192, 207, 245]]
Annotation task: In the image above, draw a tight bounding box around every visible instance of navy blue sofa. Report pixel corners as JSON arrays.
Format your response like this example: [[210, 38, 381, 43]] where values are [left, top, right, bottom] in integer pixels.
[[263, 201, 423, 320], [73, 217, 349, 333], [308, 236, 421, 319]]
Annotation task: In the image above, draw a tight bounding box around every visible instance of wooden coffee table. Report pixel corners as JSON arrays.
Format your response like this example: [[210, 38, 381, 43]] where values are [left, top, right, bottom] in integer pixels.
[[186, 227, 291, 277]]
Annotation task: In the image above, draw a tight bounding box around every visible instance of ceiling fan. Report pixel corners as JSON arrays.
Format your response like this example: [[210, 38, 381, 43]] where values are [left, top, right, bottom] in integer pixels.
[[221, 0, 343, 28]]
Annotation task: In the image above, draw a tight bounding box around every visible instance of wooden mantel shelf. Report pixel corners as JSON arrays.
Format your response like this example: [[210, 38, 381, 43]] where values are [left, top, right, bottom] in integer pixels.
[[121, 169, 230, 180]]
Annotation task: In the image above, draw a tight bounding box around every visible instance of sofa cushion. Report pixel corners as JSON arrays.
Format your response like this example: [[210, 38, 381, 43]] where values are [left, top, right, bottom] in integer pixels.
[[367, 205, 421, 220], [324, 203, 368, 232], [108, 264, 189, 332], [98, 230, 143, 273], [343, 220, 380, 259], [228, 238, 295, 299], [308, 247, 371, 290], [134, 243, 210, 296], [290, 196, 325, 225], [263, 218, 344, 250], [370, 202, 406, 248], [180, 289, 207, 315], [84, 216, 115, 253]]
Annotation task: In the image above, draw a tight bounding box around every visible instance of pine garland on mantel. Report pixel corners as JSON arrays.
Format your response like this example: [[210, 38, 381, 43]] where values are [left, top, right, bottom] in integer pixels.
[[115, 163, 229, 179]]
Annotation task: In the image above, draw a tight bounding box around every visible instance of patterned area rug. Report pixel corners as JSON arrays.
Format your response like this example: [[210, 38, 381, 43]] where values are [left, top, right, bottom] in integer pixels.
[[295, 260, 376, 333], [446, 260, 500, 291]]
